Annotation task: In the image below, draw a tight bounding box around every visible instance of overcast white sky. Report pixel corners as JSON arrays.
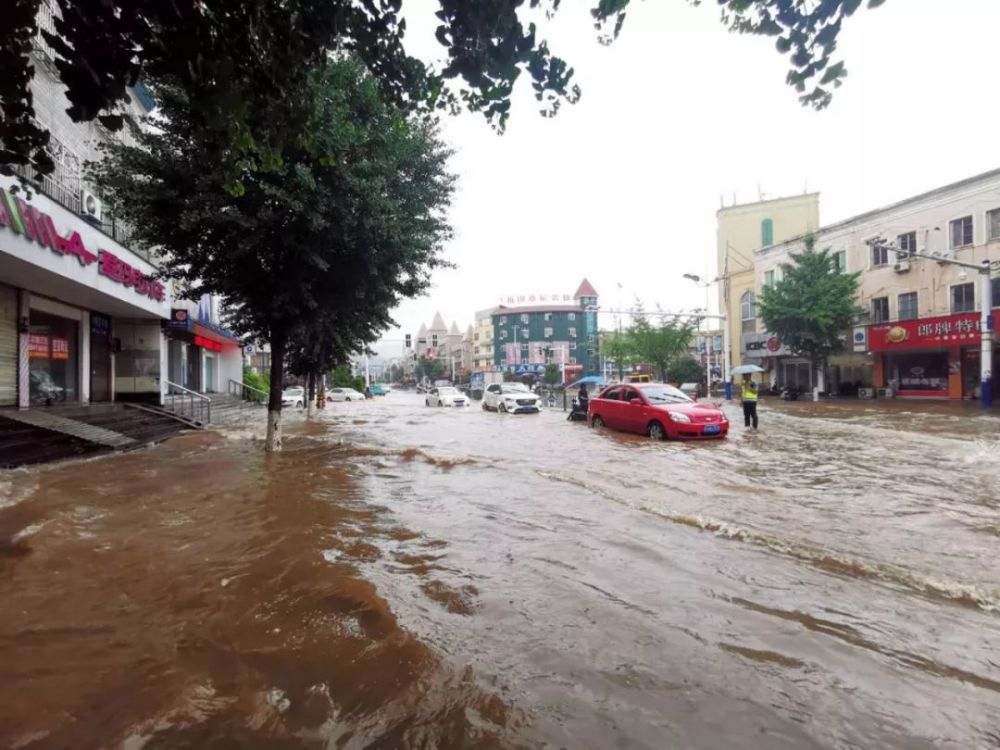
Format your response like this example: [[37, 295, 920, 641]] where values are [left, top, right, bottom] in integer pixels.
[[374, 0, 1000, 354]]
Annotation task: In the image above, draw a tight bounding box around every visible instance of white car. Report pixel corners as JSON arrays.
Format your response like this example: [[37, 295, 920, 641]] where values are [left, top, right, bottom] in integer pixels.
[[483, 382, 541, 413], [426, 386, 468, 407], [327, 387, 365, 402], [281, 386, 305, 408]]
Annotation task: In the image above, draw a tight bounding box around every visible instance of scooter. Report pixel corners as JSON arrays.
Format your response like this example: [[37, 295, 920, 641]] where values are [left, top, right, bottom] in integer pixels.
[[567, 397, 589, 422], [780, 386, 801, 401]]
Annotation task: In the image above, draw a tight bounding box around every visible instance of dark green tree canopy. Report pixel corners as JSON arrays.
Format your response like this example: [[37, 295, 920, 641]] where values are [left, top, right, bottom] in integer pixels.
[[3, 0, 885, 177], [626, 303, 696, 382], [758, 235, 862, 367], [90, 57, 454, 428]]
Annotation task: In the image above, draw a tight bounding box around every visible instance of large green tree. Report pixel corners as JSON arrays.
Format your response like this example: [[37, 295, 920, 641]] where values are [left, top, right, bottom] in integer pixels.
[[627, 304, 696, 382], [90, 59, 454, 450], [758, 235, 862, 391], [3, 0, 884, 178], [601, 329, 634, 381]]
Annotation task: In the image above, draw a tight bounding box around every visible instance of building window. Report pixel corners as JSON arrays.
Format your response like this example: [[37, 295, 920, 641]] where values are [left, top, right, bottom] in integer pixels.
[[871, 243, 889, 267], [568, 327, 577, 338], [952, 283, 975, 313], [988, 209, 1000, 242], [522, 328, 529, 339], [832, 251, 847, 272], [950, 216, 974, 248], [898, 231, 917, 256], [761, 218, 774, 247], [871, 296, 889, 323], [431, 334, 438, 347], [898, 292, 918, 321], [544, 312, 552, 321], [520, 313, 529, 324], [500, 330, 508, 340], [763, 270, 775, 288], [499, 315, 506, 324], [568, 312, 576, 321], [740, 291, 756, 333], [544, 327, 553, 338]]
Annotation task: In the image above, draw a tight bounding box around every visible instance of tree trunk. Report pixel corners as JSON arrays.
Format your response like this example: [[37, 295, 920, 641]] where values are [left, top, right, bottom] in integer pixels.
[[266, 330, 286, 452], [306, 370, 316, 417]]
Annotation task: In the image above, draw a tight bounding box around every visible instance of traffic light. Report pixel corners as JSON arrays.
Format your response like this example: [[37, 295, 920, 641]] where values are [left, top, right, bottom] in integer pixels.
[[405, 334, 412, 348]]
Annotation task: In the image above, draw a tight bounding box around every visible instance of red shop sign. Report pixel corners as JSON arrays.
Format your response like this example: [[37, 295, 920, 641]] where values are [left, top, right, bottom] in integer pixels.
[[193, 334, 223, 352], [28, 334, 49, 359], [868, 312, 999, 352]]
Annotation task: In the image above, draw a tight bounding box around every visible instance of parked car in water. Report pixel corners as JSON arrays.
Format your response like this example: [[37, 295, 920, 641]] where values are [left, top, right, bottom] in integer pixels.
[[679, 382, 701, 399], [425, 386, 468, 407], [482, 382, 541, 413], [281, 386, 305, 408], [588, 382, 728, 440], [326, 387, 365, 402]]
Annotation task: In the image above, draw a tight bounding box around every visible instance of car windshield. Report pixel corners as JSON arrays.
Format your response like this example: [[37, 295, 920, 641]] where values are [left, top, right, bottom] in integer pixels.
[[501, 384, 529, 393], [438, 387, 459, 395], [641, 385, 693, 404]]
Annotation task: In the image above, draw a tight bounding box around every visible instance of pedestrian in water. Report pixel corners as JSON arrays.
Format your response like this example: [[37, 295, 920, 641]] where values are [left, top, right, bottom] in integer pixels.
[[741, 374, 759, 429]]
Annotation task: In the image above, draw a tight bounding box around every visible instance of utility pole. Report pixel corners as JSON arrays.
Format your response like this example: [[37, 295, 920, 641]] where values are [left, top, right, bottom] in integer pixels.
[[868, 238, 995, 407]]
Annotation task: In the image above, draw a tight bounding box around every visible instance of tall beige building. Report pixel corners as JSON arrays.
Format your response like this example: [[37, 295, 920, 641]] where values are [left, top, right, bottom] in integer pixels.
[[717, 193, 820, 375]]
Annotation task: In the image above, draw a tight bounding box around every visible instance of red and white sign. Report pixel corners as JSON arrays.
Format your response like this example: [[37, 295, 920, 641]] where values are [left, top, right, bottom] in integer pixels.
[[868, 312, 1000, 352], [0, 186, 166, 302], [51, 337, 69, 360], [28, 334, 49, 359]]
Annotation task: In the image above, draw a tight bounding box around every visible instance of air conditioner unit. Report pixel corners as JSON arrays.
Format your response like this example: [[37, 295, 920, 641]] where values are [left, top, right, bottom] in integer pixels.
[[893, 260, 911, 273], [81, 190, 103, 223]]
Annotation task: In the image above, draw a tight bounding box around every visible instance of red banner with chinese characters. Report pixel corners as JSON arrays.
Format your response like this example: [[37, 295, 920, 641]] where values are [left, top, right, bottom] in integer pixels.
[[28, 334, 49, 359], [868, 312, 1000, 352], [51, 337, 69, 360]]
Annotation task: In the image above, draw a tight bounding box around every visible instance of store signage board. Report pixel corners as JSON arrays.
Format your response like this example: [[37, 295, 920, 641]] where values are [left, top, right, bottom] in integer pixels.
[[0, 186, 166, 303], [193, 334, 223, 352], [498, 293, 574, 306], [28, 334, 49, 359], [868, 312, 1000, 352]]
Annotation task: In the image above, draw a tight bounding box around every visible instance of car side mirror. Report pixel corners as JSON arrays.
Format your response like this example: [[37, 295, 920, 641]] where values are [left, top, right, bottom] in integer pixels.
[[630, 398, 642, 406]]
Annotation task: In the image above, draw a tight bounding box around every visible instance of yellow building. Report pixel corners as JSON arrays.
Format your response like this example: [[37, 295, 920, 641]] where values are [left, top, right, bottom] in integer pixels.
[[472, 307, 496, 372], [717, 193, 820, 380]]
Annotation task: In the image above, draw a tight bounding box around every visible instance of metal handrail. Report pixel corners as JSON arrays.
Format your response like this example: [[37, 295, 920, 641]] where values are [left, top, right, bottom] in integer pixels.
[[228, 378, 268, 404], [164, 380, 211, 425]]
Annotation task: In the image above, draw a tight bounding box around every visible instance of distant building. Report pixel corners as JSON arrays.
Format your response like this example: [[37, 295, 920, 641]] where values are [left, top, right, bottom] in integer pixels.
[[491, 279, 599, 382], [472, 308, 496, 372], [717, 193, 820, 380]]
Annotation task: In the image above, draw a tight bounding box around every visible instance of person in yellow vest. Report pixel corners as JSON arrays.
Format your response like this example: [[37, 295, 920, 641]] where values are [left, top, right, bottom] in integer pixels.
[[741, 374, 759, 429]]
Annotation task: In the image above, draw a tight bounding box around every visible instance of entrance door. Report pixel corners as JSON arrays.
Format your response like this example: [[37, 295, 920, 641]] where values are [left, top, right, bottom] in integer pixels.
[[29, 310, 79, 405], [204, 355, 216, 393], [89, 313, 111, 401]]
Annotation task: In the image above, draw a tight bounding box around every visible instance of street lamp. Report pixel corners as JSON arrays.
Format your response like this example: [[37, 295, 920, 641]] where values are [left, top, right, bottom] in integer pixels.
[[867, 237, 996, 407], [684, 274, 732, 400]]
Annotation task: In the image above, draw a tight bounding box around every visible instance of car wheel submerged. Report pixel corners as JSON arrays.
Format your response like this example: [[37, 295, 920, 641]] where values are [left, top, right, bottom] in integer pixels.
[[591, 415, 604, 429], [648, 421, 667, 441]]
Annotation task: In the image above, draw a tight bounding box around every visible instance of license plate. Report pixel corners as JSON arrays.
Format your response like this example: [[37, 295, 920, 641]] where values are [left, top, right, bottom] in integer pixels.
[[703, 424, 721, 435]]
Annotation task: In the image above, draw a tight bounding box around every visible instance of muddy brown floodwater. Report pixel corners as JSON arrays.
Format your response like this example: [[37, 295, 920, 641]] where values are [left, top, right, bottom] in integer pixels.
[[2, 393, 1000, 749]]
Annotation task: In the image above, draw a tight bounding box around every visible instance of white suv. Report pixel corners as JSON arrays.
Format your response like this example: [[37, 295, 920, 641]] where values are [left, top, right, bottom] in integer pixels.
[[483, 382, 541, 413]]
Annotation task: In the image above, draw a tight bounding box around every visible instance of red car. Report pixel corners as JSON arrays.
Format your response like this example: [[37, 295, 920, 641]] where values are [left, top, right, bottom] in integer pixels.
[[588, 382, 729, 440]]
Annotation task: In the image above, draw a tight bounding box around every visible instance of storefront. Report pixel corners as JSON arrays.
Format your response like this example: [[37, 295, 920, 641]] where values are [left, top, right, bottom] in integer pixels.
[[0, 178, 171, 409], [868, 312, 1000, 399], [164, 305, 242, 394]]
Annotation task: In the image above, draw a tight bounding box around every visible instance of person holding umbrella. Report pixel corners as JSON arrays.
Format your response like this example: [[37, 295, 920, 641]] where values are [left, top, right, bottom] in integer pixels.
[[730, 364, 764, 430]]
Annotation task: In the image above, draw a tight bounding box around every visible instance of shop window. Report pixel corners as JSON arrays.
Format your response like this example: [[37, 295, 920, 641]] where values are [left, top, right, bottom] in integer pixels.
[[28, 311, 79, 404], [891, 352, 948, 393], [992, 277, 1000, 309], [897, 231, 917, 256], [897, 292, 918, 321], [951, 282, 975, 313], [950, 216, 974, 248], [871, 296, 890, 323]]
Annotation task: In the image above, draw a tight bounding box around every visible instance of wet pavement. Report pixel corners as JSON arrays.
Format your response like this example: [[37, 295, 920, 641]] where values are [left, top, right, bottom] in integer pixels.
[[1, 393, 999, 749]]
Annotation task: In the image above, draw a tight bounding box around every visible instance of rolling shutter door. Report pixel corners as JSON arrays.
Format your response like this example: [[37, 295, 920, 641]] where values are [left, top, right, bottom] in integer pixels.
[[0, 285, 17, 406]]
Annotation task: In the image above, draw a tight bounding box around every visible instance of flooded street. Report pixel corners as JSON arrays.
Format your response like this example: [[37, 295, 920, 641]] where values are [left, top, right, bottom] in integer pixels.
[[2, 393, 1000, 749]]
